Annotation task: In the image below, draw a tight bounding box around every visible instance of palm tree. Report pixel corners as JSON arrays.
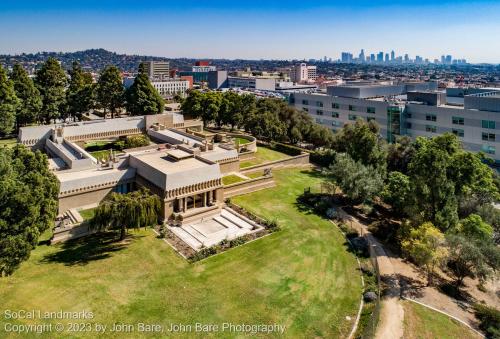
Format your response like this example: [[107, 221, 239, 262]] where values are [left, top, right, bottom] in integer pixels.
[[91, 188, 161, 240]]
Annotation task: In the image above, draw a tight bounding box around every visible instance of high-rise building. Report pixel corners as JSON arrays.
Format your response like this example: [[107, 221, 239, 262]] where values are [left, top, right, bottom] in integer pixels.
[[359, 49, 365, 63], [385, 53, 390, 63], [404, 54, 410, 63], [341, 52, 353, 63], [391, 50, 395, 61], [377, 52, 384, 62], [370, 54, 375, 62], [141, 61, 170, 80]]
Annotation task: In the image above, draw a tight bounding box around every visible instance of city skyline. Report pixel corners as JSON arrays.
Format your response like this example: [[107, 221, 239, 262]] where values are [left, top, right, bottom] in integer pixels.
[[1, 1, 500, 63]]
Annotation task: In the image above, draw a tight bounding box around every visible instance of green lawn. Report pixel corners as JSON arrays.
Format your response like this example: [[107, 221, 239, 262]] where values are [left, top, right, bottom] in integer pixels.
[[403, 301, 482, 339], [245, 171, 265, 179], [234, 137, 251, 145], [222, 174, 246, 185], [78, 208, 96, 221], [0, 138, 17, 148], [239, 146, 290, 168], [0, 169, 361, 338], [90, 150, 124, 161]]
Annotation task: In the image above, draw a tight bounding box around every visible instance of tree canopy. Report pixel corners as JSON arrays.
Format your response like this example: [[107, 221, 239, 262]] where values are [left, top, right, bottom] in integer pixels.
[[0, 145, 59, 276], [10, 64, 42, 127], [96, 65, 124, 118], [67, 61, 94, 121], [35, 57, 67, 123], [0, 64, 19, 136], [125, 64, 164, 116], [91, 188, 161, 240]]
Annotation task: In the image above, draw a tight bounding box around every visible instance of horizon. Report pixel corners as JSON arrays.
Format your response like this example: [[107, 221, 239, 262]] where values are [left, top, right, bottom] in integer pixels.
[[1, 1, 500, 63]]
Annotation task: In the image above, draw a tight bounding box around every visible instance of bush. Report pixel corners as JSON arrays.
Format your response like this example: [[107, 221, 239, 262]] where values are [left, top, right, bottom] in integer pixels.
[[189, 246, 217, 262], [229, 236, 247, 247], [473, 303, 500, 338], [159, 224, 167, 238], [124, 134, 150, 149], [310, 149, 337, 167], [269, 142, 302, 156], [266, 219, 281, 232]]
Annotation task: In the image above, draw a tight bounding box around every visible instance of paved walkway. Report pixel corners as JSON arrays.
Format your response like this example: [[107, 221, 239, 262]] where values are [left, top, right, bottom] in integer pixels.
[[338, 208, 404, 339]]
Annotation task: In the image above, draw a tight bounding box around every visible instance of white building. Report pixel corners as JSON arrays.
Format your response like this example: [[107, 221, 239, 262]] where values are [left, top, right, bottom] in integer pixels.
[[123, 77, 190, 98], [290, 63, 317, 83], [192, 65, 217, 72]]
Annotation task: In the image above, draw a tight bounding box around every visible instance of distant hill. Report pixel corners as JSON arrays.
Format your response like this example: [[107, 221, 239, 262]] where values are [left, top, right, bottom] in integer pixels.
[[0, 48, 298, 74]]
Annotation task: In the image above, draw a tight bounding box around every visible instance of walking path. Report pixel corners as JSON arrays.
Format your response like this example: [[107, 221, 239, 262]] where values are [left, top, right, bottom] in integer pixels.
[[338, 208, 405, 339]]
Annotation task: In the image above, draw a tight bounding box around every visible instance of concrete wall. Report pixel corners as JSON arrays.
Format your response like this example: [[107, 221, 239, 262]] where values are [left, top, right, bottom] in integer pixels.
[[239, 153, 310, 173], [218, 159, 240, 174], [58, 187, 115, 214], [223, 175, 275, 198]]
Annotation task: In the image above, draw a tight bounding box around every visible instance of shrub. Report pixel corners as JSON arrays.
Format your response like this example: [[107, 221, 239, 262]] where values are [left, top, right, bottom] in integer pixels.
[[310, 149, 337, 167], [269, 142, 302, 156], [266, 219, 281, 232], [125, 134, 150, 149], [189, 246, 217, 262], [229, 237, 247, 247], [159, 224, 167, 238], [473, 303, 500, 338]]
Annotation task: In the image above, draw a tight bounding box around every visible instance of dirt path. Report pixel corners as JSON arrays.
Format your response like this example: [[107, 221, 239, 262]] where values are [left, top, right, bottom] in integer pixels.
[[338, 207, 499, 335], [338, 209, 405, 339]]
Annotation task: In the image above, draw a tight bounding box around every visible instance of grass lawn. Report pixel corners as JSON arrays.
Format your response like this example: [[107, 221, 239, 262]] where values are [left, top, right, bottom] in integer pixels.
[[90, 150, 124, 161], [403, 301, 482, 339], [0, 169, 361, 338], [0, 138, 17, 148], [234, 137, 251, 145], [78, 208, 96, 221], [245, 171, 264, 179], [222, 174, 246, 185], [239, 146, 290, 168]]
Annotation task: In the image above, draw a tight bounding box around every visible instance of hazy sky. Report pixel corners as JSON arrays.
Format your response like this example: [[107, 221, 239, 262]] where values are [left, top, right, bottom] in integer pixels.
[[1, 0, 500, 63]]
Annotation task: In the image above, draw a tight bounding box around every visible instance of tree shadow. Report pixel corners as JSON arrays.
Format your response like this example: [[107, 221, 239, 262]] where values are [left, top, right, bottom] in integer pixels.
[[42, 232, 141, 266], [299, 169, 325, 179]]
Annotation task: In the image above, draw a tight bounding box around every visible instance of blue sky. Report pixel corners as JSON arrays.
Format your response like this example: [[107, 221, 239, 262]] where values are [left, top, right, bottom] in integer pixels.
[[1, 1, 500, 63]]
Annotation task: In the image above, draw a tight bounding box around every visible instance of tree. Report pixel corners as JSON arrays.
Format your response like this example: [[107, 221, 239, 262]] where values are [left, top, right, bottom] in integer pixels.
[[0, 145, 59, 276], [476, 204, 500, 244], [35, 57, 67, 123], [325, 153, 383, 204], [125, 64, 163, 116], [181, 90, 203, 119], [218, 91, 242, 129], [454, 214, 494, 242], [198, 91, 221, 126], [308, 123, 334, 148], [331, 118, 387, 175], [67, 61, 94, 121], [406, 135, 459, 231], [0, 65, 18, 136], [386, 136, 415, 174], [91, 188, 161, 240], [401, 222, 448, 286], [96, 65, 124, 118], [446, 234, 500, 287], [10, 64, 42, 127], [381, 171, 411, 215]]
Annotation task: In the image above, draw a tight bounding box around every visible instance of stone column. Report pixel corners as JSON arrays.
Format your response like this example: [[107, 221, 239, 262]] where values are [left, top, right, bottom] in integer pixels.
[[183, 197, 187, 211]]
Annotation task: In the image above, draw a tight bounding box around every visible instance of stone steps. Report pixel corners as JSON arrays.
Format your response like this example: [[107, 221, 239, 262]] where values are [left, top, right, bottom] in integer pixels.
[[220, 209, 254, 230]]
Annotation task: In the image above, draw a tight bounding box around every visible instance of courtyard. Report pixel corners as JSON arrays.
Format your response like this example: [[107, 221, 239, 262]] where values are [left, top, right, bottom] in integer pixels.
[[0, 169, 362, 338]]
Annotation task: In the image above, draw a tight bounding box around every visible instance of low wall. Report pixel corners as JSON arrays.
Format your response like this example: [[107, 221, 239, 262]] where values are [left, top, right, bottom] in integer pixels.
[[51, 222, 96, 244], [240, 153, 310, 174], [228, 133, 257, 153], [219, 158, 240, 174], [223, 175, 275, 198]]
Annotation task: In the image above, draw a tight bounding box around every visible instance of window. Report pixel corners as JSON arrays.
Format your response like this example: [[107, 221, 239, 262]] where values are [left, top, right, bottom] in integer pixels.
[[426, 125, 437, 133], [482, 120, 496, 129], [482, 132, 496, 142], [348, 105, 356, 111], [316, 110, 324, 116], [316, 101, 323, 107], [482, 145, 496, 155], [303, 108, 309, 112], [452, 116, 464, 125], [366, 107, 376, 114], [348, 114, 357, 121], [366, 117, 375, 122], [405, 122, 412, 129], [406, 112, 412, 119], [302, 99, 309, 105], [331, 112, 339, 118], [332, 103, 339, 109], [426, 114, 437, 122], [332, 121, 341, 127], [315, 118, 322, 124], [452, 129, 464, 137]]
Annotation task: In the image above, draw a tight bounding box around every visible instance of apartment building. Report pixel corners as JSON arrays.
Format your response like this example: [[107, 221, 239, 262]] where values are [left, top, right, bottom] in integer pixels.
[[123, 77, 190, 98], [291, 83, 500, 163], [142, 61, 170, 80]]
